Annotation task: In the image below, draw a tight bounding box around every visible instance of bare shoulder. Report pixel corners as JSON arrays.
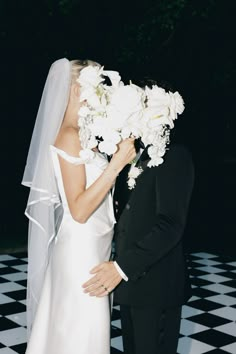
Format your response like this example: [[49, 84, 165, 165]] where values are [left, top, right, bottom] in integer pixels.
[[54, 127, 82, 157]]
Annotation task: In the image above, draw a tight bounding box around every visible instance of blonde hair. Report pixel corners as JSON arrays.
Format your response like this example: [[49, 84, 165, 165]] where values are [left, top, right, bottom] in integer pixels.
[[70, 59, 101, 84]]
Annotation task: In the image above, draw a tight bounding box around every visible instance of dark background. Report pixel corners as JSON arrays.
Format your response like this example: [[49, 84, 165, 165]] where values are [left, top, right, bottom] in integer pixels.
[[0, 0, 235, 255]]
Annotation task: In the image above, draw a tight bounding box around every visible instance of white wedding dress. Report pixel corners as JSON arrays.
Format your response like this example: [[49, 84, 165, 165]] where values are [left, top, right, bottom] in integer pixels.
[[25, 146, 115, 354]]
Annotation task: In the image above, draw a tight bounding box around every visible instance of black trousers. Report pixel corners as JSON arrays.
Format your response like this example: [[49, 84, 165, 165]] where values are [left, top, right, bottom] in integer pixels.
[[120, 304, 182, 354]]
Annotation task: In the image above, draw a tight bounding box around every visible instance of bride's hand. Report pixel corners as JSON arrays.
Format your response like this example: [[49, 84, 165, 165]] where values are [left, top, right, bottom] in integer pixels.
[[110, 138, 136, 172]]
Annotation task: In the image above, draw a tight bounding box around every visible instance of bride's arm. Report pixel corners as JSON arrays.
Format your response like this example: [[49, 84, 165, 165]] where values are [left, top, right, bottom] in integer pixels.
[[55, 128, 135, 224]]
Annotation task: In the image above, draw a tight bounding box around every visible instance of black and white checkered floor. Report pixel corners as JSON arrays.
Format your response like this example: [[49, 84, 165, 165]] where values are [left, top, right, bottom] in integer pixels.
[[0, 252, 236, 354]]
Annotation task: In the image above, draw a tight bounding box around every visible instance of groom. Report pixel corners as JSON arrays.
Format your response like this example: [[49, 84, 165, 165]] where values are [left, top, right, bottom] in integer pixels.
[[83, 142, 194, 354]]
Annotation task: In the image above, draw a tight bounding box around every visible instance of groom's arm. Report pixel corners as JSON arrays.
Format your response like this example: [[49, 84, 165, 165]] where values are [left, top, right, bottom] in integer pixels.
[[115, 145, 194, 281]]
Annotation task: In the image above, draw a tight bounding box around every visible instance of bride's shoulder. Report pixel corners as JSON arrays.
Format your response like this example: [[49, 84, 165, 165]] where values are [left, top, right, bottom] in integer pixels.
[[54, 126, 82, 157]]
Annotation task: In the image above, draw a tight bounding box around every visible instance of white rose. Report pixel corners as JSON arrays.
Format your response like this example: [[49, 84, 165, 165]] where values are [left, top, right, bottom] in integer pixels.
[[147, 145, 164, 167], [103, 81, 125, 102], [142, 128, 164, 146], [147, 157, 164, 167], [80, 87, 94, 102], [103, 70, 122, 88], [77, 66, 104, 88], [119, 110, 143, 139], [102, 130, 121, 144], [127, 178, 136, 189], [128, 166, 143, 179], [148, 145, 166, 157], [90, 117, 107, 137], [145, 85, 170, 108], [142, 127, 158, 146], [121, 125, 142, 139], [106, 85, 144, 129], [98, 140, 118, 155], [120, 126, 131, 139], [80, 86, 103, 109], [98, 130, 121, 155], [147, 146, 165, 167], [87, 92, 103, 109], [143, 107, 171, 128], [145, 86, 176, 128]]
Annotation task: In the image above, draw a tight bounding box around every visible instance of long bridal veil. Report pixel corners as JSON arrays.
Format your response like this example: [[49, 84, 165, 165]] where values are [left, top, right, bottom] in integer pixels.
[[22, 58, 71, 336]]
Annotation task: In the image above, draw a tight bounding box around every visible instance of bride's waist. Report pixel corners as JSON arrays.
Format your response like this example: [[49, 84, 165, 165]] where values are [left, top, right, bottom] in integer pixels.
[[59, 211, 114, 235], [62, 198, 115, 226]]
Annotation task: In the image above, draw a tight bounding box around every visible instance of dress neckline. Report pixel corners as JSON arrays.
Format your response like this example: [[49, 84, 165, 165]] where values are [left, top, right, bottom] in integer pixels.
[[50, 145, 108, 169]]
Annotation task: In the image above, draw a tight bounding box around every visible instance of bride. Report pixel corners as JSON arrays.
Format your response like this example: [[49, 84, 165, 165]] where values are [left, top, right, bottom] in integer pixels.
[[22, 58, 135, 354]]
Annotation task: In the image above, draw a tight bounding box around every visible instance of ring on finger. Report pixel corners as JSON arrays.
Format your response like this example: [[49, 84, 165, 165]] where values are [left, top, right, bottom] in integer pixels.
[[101, 284, 108, 292]]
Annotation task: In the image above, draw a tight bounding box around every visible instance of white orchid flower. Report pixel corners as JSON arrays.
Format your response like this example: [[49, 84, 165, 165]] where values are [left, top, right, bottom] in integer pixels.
[[98, 140, 118, 155], [77, 65, 104, 88], [127, 165, 143, 190], [103, 70, 122, 88]]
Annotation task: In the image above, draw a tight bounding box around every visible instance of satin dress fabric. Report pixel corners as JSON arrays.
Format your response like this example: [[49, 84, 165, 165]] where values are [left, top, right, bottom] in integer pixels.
[[25, 146, 115, 354]]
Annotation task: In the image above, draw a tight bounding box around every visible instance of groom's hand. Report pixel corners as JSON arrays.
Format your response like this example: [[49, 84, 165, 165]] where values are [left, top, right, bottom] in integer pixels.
[[82, 261, 122, 297]]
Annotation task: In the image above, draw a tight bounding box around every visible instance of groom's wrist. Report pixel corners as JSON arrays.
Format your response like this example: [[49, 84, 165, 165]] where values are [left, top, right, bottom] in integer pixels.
[[113, 261, 129, 281]]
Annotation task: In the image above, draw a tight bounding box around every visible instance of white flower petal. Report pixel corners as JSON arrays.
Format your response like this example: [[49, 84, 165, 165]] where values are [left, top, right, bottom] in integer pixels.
[[128, 166, 143, 179], [98, 141, 118, 155], [78, 65, 104, 88], [127, 178, 136, 189], [103, 70, 122, 88]]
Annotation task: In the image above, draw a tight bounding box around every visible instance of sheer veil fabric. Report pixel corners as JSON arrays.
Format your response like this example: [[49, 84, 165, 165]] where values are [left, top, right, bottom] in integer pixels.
[[22, 58, 71, 336]]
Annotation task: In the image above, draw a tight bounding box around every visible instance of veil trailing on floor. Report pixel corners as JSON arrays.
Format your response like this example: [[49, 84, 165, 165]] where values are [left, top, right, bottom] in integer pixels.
[[22, 58, 71, 336]]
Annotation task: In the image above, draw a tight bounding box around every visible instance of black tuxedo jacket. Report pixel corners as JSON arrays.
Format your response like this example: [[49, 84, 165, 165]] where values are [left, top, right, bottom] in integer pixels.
[[114, 144, 194, 309]]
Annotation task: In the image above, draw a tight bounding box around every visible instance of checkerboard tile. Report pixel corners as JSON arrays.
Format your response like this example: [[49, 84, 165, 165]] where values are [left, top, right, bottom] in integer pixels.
[[0, 252, 235, 353]]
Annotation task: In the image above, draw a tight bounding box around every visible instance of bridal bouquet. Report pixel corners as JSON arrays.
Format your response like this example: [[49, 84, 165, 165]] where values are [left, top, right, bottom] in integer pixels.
[[77, 66, 185, 189]]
